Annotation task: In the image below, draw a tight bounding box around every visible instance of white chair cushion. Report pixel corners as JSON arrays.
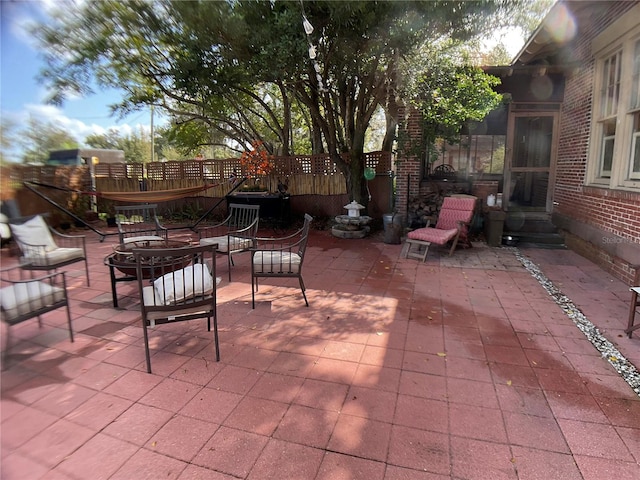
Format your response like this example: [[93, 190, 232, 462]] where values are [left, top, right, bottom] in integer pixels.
[[152, 264, 220, 306], [25, 247, 84, 266], [200, 235, 252, 253], [122, 235, 165, 244], [10, 215, 57, 252], [253, 251, 301, 274], [0, 282, 65, 321]]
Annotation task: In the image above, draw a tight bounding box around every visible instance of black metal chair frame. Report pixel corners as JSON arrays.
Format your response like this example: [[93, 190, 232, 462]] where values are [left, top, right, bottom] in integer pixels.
[[197, 203, 260, 281], [625, 265, 640, 338], [116, 204, 168, 245], [133, 243, 220, 373], [250, 213, 313, 308], [9, 215, 90, 286], [1, 266, 73, 368]]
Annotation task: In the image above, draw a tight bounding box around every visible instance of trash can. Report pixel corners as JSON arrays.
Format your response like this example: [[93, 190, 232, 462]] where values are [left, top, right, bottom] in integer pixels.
[[383, 213, 403, 244], [484, 210, 506, 247]]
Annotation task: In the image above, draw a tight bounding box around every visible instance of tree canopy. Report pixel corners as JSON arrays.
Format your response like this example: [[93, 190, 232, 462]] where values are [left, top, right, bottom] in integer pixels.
[[33, 0, 540, 204]]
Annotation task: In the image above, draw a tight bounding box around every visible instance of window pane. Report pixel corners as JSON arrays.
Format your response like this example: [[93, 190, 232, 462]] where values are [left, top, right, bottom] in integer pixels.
[[632, 40, 640, 110], [601, 135, 615, 177], [630, 133, 640, 179], [512, 116, 553, 168], [601, 51, 622, 117]]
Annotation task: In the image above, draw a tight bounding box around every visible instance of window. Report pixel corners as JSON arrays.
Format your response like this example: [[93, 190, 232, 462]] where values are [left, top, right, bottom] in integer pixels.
[[631, 112, 640, 180], [588, 7, 640, 189], [601, 51, 621, 117]]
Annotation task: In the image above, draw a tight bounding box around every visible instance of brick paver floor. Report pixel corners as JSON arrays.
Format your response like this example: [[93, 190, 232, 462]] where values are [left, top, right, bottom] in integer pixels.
[[1, 224, 639, 479]]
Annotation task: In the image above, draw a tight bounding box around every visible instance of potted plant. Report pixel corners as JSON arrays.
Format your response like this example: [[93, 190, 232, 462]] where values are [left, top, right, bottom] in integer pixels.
[[239, 140, 274, 192], [98, 199, 117, 226]]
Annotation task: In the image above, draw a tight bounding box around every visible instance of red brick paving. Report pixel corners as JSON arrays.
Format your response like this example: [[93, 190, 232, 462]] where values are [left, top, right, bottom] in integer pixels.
[[1, 226, 639, 479]]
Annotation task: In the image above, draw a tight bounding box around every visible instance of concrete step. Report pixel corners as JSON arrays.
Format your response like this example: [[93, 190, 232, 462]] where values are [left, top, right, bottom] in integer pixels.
[[503, 231, 566, 249]]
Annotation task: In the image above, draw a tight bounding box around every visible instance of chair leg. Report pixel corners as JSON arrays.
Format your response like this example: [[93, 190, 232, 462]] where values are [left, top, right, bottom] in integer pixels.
[[2, 327, 11, 370], [299, 276, 309, 307], [251, 275, 257, 309], [65, 304, 74, 343], [227, 254, 233, 282], [84, 260, 91, 286], [212, 314, 220, 362], [142, 321, 152, 373], [449, 234, 460, 256], [626, 289, 640, 338]]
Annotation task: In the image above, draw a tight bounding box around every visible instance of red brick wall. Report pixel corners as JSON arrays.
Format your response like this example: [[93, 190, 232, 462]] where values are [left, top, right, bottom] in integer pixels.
[[554, 1, 640, 284], [395, 106, 424, 215]]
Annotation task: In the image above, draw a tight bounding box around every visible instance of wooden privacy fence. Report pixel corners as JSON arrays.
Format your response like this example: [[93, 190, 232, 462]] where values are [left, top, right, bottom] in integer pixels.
[[2, 152, 393, 221], [4, 151, 391, 197]]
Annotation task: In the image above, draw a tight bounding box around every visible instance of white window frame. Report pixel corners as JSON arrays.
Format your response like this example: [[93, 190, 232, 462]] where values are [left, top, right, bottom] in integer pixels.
[[587, 5, 640, 190], [631, 130, 640, 180]]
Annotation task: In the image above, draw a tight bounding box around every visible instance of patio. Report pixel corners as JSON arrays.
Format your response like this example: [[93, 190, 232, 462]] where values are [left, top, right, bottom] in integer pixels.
[[1, 224, 639, 480]]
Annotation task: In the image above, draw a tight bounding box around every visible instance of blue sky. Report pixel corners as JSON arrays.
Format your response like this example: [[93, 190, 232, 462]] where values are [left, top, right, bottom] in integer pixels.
[[1, 0, 156, 161], [1, 1, 527, 162]]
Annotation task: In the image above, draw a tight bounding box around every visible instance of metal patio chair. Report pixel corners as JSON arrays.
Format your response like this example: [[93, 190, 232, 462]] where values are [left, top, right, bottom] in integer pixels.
[[9, 214, 90, 286], [250, 213, 313, 308], [133, 243, 220, 374], [197, 203, 260, 281], [1, 266, 73, 368]]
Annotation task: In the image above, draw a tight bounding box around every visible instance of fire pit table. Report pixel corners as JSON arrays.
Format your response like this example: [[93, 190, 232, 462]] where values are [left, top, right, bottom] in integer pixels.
[[104, 239, 193, 308]]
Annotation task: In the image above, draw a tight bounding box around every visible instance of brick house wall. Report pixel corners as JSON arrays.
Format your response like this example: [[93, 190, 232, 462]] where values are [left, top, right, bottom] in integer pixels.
[[395, 106, 423, 217], [396, 1, 639, 284], [552, 1, 640, 284]]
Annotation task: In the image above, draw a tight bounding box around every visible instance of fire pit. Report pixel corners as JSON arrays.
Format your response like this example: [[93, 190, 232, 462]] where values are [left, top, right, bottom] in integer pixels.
[[110, 239, 193, 278], [105, 239, 193, 308]]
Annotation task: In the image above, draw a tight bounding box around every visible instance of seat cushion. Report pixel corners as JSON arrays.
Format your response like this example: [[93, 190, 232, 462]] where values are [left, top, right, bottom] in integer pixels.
[[0, 282, 65, 322], [25, 247, 84, 266], [10, 215, 57, 251], [200, 235, 252, 253], [407, 227, 458, 245], [253, 251, 301, 274], [152, 264, 220, 306]]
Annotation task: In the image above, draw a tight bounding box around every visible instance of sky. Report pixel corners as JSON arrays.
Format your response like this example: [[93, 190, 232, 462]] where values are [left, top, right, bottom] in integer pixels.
[[1, 0, 158, 162], [1, 0, 528, 163]]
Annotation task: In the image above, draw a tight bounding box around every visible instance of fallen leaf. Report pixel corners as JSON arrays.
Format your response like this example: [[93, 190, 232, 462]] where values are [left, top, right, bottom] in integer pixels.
[[437, 352, 446, 357], [506, 380, 512, 386]]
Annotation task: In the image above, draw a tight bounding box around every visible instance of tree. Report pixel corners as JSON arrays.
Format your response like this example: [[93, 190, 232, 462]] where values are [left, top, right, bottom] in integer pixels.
[[34, 0, 533, 205], [16, 117, 78, 164], [84, 128, 152, 163], [0, 118, 19, 165]]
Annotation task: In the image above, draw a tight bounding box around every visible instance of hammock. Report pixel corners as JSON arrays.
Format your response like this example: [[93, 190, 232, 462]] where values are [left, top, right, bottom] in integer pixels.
[[23, 178, 248, 241], [98, 184, 217, 202], [24, 181, 220, 203]]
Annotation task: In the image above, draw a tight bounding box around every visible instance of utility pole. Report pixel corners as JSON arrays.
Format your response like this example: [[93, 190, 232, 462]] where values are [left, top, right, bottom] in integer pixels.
[[150, 105, 155, 163]]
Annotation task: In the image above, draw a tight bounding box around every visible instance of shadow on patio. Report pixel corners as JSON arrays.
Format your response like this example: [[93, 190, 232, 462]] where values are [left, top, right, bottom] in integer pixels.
[[1, 224, 639, 479]]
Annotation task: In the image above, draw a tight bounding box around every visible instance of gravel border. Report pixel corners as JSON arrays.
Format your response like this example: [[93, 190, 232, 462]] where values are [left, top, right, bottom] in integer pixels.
[[514, 248, 640, 398]]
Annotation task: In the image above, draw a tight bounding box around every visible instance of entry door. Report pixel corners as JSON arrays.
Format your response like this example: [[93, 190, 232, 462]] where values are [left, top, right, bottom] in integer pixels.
[[504, 112, 558, 213]]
